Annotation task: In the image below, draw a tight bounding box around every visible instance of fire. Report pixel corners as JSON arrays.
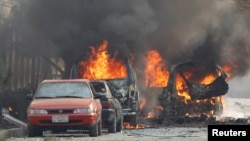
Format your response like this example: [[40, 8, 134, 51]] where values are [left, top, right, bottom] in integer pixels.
[[222, 65, 233, 78], [145, 105, 164, 119], [76, 40, 232, 122], [175, 65, 227, 102], [139, 98, 146, 109], [144, 49, 169, 87], [142, 49, 229, 119], [146, 112, 153, 119], [176, 73, 191, 101], [78, 40, 127, 79], [201, 73, 216, 85], [140, 99, 164, 119], [124, 122, 145, 129], [182, 96, 224, 118]]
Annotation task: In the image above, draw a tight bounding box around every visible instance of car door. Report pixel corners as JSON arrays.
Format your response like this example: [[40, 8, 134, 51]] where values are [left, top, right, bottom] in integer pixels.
[[106, 82, 123, 118]]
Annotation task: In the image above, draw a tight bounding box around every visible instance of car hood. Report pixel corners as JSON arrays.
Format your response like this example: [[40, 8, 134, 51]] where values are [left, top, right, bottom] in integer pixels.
[[29, 98, 93, 109]]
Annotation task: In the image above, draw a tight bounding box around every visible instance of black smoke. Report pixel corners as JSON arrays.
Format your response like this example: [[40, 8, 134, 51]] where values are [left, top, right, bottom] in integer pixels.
[[11, 0, 250, 79]]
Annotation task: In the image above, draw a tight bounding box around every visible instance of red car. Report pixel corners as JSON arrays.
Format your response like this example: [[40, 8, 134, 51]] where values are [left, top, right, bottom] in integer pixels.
[[26, 79, 102, 137]]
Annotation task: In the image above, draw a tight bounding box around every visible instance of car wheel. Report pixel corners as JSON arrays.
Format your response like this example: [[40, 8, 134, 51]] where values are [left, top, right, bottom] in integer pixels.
[[108, 116, 116, 133], [98, 120, 102, 136], [27, 125, 43, 137], [116, 116, 123, 132], [89, 123, 98, 137]]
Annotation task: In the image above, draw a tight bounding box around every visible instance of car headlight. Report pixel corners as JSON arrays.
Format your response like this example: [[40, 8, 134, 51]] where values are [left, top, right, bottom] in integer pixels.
[[74, 108, 92, 114], [29, 109, 48, 115]]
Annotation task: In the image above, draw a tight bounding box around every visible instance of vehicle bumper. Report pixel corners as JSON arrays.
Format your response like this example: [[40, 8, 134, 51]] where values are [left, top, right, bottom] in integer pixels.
[[122, 108, 136, 116], [27, 113, 98, 129]]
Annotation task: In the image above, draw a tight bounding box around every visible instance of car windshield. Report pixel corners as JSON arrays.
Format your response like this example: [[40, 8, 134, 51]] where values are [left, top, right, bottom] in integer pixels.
[[107, 79, 128, 97], [35, 82, 92, 98]]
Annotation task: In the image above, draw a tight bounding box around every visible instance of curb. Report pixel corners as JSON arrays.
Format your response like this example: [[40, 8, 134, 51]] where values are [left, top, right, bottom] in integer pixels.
[[0, 128, 27, 141]]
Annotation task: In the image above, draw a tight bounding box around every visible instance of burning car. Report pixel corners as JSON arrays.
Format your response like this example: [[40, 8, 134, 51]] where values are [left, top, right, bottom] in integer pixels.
[[71, 58, 141, 127], [105, 59, 141, 127], [158, 60, 229, 122], [70, 40, 141, 127]]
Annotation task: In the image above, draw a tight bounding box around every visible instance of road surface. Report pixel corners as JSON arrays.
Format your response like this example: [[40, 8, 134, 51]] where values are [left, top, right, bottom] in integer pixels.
[[6, 127, 208, 141], [4, 96, 250, 141]]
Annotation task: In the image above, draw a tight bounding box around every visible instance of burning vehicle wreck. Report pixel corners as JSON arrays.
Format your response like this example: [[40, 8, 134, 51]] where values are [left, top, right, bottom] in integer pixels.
[[69, 41, 230, 127], [158, 61, 229, 122], [70, 41, 141, 127], [71, 58, 141, 127], [105, 59, 141, 127]]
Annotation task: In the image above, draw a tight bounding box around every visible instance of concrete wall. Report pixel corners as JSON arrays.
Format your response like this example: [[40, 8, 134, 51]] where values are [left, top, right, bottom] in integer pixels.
[[0, 128, 27, 141]]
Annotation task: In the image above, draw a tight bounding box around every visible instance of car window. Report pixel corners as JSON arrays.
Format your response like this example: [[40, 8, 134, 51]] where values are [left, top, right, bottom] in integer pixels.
[[108, 79, 128, 97], [106, 83, 115, 96], [35, 82, 92, 98], [91, 82, 106, 93]]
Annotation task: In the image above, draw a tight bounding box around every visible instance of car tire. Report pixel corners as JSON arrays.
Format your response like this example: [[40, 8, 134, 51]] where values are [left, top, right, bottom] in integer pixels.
[[108, 116, 116, 133], [98, 120, 102, 136], [27, 125, 43, 137], [89, 123, 98, 137], [116, 116, 123, 132]]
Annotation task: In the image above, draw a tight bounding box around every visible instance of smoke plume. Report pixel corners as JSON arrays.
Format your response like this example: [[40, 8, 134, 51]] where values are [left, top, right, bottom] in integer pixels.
[[13, 0, 250, 79]]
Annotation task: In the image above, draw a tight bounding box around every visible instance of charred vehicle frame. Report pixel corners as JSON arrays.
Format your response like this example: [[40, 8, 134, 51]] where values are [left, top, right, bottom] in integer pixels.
[[158, 61, 229, 122]]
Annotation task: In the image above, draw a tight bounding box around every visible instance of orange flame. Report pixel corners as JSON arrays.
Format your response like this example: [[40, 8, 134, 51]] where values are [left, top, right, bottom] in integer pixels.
[[78, 40, 127, 79], [146, 112, 153, 119], [8, 106, 13, 112], [144, 49, 169, 87], [201, 73, 216, 85], [142, 49, 230, 118], [222, 65, 233, 78], [124, 122, 145, 129], [175, 64, 228, 102], [176, 73, 191, 101], [139, 98, 146, 109]]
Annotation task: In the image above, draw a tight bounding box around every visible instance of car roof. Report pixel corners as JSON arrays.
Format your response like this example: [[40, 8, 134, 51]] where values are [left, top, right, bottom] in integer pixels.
[[41, 79, 90, 83]]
